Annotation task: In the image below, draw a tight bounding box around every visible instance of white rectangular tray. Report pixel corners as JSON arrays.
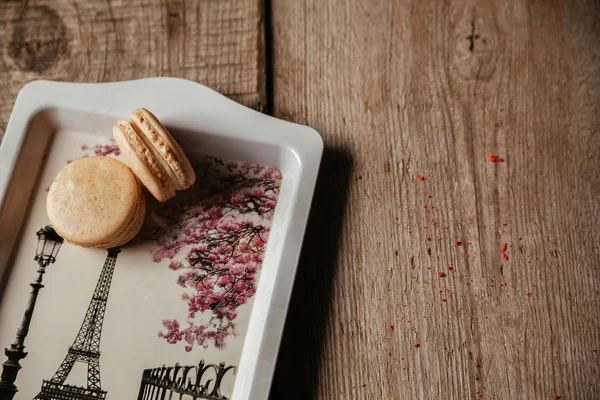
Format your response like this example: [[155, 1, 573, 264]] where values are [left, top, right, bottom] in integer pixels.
[[0, 78, 322, 399]]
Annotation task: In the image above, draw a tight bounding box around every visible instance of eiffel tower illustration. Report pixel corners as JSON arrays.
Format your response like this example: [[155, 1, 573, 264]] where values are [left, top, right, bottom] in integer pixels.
[[34, 247, 120, 400]]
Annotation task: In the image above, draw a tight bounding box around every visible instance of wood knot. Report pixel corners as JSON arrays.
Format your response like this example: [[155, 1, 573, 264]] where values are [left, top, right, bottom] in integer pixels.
[[166, 0, 184, 39], [453, 13, 498, 81], [8, 5, 68, 72]]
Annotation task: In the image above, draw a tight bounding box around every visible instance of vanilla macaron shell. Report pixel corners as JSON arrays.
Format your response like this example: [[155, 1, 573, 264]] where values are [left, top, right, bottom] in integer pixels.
[[47, 156, 146, 248], [113, 121, 176, 202], [130, 108, 196, 189], [112, 108, 196, 202]]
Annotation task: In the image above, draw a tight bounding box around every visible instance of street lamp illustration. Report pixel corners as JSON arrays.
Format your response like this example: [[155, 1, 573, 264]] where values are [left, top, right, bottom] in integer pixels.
[[0, 226, 63, 400]]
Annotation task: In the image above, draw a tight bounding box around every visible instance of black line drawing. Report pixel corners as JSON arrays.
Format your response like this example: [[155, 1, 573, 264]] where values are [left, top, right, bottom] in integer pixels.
[[0, 226, 64, 400], [34, 247, 120, 400], [0, 225, 237, 399], [137, 360, 235, 400]]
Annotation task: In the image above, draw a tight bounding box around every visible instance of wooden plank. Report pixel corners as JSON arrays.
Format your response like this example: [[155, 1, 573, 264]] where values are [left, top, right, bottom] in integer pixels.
[[270, 1, 600, 399], [0, 0, 266, 138]]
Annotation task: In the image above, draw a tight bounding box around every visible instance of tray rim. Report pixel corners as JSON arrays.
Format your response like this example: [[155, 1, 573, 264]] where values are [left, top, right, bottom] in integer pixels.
[[0, 78, 323, 400]]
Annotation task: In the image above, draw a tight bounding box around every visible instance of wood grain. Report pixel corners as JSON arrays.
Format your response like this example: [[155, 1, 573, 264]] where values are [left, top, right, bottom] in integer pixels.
[[0, 0, 266, 138], [270, 1, 600, 399]]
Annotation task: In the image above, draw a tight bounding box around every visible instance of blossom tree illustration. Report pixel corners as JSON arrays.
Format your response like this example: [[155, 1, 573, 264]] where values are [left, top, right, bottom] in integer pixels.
[[146, 158, 281, 351], [80, 139, 121, 157]]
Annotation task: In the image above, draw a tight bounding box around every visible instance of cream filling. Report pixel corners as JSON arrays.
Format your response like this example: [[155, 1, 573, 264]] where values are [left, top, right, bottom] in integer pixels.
[[131, 109, 191, 189], [129, 118, 184, 191], [116, 122, 175, 191]]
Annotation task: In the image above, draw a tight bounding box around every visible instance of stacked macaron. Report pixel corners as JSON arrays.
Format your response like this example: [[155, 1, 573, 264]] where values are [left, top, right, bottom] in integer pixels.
[[46, 108, 196, 248], [113, 108, 195, 202], [47, 156, 146, 248]]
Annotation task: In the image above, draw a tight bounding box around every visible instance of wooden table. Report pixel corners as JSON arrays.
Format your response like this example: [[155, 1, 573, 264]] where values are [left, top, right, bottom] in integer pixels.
[[1, 1, 599, 399]]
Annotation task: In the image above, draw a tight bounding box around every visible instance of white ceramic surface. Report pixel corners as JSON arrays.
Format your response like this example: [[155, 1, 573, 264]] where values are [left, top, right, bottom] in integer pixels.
[[0, 78, 323, 399]]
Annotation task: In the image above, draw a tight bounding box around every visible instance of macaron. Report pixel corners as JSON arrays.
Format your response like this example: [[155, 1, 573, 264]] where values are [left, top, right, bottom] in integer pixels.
[[112, 108, 196, 202], [46, 156, 146, 248]]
